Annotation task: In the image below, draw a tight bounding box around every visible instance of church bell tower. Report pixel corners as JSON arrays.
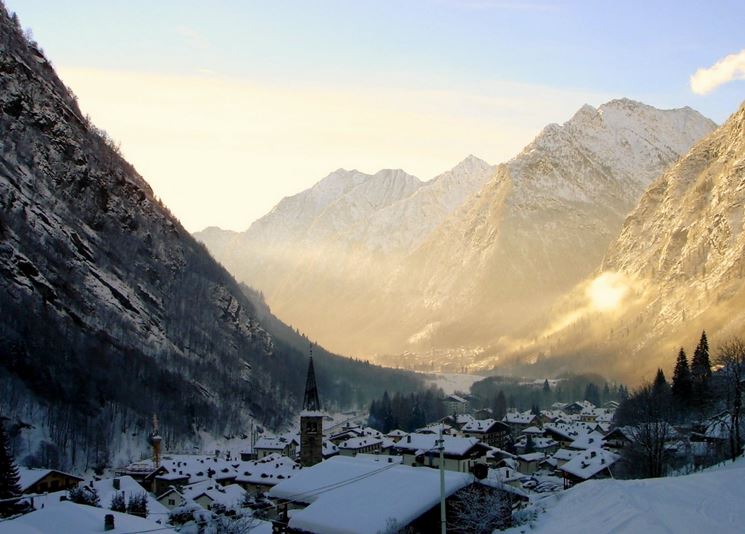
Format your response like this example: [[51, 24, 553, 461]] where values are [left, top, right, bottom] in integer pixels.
[[300, 345, 323, 467]]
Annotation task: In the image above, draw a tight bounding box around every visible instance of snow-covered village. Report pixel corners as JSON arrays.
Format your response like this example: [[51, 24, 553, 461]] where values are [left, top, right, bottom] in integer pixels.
[[3, 338, 745, 533], [2, 1, 745, 533]]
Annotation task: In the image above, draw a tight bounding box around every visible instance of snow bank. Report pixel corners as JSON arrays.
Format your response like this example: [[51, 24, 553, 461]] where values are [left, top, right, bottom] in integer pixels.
[[514, 457, 745, 534]]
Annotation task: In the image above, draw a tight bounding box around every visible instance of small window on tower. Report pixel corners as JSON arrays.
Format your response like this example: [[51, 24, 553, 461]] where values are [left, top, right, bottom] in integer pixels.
[[306, 421, 318, 434]]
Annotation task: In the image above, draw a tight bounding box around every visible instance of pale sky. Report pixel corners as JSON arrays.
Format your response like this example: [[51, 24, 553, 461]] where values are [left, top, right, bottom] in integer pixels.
[[7, 0, 745, 232]]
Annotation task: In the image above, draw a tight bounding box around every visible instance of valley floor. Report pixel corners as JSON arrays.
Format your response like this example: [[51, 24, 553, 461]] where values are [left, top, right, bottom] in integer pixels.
[[509, 457, 745, 534]]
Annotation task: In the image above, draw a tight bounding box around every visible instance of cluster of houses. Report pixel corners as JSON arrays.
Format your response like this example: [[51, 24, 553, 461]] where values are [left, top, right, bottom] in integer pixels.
[[9, 360, 737, 534]]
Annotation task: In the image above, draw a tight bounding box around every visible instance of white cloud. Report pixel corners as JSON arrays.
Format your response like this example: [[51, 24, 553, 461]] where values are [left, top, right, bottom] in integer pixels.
[[690, 49, 745, 95]]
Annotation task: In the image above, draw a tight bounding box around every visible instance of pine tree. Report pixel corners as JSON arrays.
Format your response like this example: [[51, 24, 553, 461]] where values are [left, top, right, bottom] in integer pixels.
[[691, 331, 712, 407], [492, 391, 507, 420], [68, 485, 100, 507], [671, 348, 692, 408], [652, 368, 669, 396], [126, 492, 148, 518], [524, 435, 536, 454], [542, 379, 550, 395], [110, 492, 126, 513], [0, 419, 23, 517], [584, 383, 600, 407], [602, 383, 611, 403]]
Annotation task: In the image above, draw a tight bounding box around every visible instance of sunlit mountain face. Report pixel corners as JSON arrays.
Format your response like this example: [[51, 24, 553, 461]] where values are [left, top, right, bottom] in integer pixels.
[[198, 99, 718, 382]]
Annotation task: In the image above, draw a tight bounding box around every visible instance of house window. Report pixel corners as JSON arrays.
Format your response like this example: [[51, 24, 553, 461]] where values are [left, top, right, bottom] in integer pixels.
[[168, 499, 175, 506]]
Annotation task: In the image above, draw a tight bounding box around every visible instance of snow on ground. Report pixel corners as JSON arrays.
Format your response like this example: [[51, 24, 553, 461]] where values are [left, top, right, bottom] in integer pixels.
[[509, 457, 745, 534], [423, 372, 483, 394]]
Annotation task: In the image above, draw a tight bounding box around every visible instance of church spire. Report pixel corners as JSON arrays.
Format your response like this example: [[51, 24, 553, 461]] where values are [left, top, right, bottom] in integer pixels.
[[303, 343, 321, 412]]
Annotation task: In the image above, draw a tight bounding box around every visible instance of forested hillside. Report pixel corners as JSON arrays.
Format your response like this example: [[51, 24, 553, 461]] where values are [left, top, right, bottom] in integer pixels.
[[0, 4, 420, 471]]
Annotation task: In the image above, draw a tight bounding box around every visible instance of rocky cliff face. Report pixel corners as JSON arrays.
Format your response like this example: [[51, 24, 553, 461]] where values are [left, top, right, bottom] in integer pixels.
[[483, 100, 744, 382], [600, 100, 745, 365], [198, 100, 715, 361], [398, 100, 717, 351], [0, 5, 419, 469]]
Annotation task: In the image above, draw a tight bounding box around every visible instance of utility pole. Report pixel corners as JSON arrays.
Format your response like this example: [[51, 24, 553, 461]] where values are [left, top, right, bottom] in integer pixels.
[[438, 426, 446, 534]]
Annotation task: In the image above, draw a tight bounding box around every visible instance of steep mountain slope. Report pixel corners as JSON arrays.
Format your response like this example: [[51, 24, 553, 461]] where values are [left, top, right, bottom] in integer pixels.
[[486, 100, 745, 382], [360, 155, 495, 253], [199, 102, 714, 362], [384, 100, 716, 355], [599, 99, 745, 372], [0, 6, 420, 470], [195, 156, 495, 356]]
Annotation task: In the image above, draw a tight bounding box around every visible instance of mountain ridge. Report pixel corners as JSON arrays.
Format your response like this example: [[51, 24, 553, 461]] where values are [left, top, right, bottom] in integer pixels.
[[0, 6, 420, 470]]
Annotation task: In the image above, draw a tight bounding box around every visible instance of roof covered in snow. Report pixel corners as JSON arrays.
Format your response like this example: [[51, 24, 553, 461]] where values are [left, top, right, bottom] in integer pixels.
[[269, 456, 471, 534], [255, 435, 297, 450], [338, 436, 383, 450], [503, 411, 536, 425], [27, 476, 169, 521], [394, 433, 484, 457], [17, 468, 82, 492], [461, 418, 509, 433], [560, 449, 619, 480], [0, 501, 177, 534], [182, 481, 246, 507], [233, 453, 300, 486]]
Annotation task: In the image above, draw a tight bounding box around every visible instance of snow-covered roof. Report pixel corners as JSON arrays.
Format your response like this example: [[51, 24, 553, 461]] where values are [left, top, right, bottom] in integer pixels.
[[552, 448, 579, 462], [543, 422, 597, 441], [517, 452, 546, 463], [564, 400, 597, 412], [395, 433, 484, 457], [486, 446, 516, 460], [461, 418, 507, 433], [560, 449, 619, 480], [569, 430, 606, 450], [540, 410, 567, 421], [183, 481, 246, 508], [0, 501, 177, 534], [522, 425, 544, 435], [503, 411, 536, 425], [233, 454, 300, 486], [520, 437, 558, 450], [478, 478, 530, 499], [17, 468, 82, 492], [445, 393, 468, 403], [488, 466, 521, 482], [123, 453, 293, 487], [31, 476, 169, 520], [704, 414, 735, 440], [386, 429, 407, 437], [354, 454, 403, 464], [269, 456, 471, 534], [338, 437, 383, 450], [255, 435, 297, 450], [323, 440, 339, 457], [415, 422, 455, 435]]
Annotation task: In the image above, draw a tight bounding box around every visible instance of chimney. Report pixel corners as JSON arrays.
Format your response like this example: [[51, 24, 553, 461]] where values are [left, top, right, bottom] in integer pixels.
[[104, 514, 115, 531], [406, 435, 411, 443], [112, 478, 120, 490]]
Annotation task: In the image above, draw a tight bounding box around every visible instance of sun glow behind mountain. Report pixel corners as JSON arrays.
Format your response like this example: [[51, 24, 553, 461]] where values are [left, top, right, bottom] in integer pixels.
[[587, 272, 630, 312]]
